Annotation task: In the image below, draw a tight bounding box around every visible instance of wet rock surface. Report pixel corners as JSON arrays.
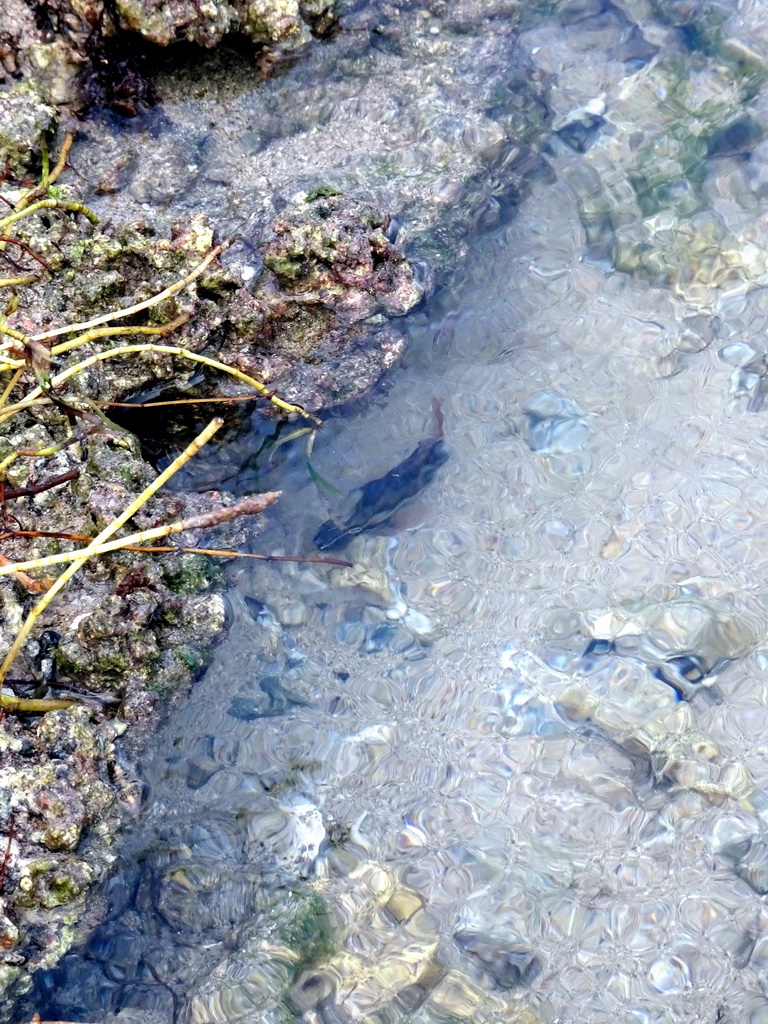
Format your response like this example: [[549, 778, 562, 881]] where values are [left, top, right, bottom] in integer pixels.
[[65, 0, 552, 279], [0, 0, 551, 1005]]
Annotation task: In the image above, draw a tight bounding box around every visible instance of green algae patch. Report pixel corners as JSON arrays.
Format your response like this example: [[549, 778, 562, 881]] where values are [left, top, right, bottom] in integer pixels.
[[18, 857, 94, 909], [570, 47, 768, 302], [279, 888, 335, 968], [162, 552, 223, 595]]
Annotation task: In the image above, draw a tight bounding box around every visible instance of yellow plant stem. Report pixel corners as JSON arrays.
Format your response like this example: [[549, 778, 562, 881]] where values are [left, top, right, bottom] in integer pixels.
[[51, 313, 191, 357], [0, 694, 75, 713], [0, 417, 224, 694], [0, 452, 18, 475], [33, 244, 229, 344], [48, 133, 74, 187], [0, 491, 281, 575], [0, 276, 37, 288], [0, 199, 98, 234], [39, 141, 49, 190], [0, 398, 52, 426], [0, 324, 30, 346], [0, 358, 26, 373], [0, 135, 77, 252], [24, 343, 319, 423], [0, 367, 24, 409]]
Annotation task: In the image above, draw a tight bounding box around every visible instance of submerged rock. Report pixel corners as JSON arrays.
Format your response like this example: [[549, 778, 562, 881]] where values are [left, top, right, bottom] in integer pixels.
[[455, 930, 541, 989], [0, 707, 137, 1000], [554, 18, 768, 305], [0, 0, 551, 1012], [553, 583, 760, 802], [263, 193, 423, 319]]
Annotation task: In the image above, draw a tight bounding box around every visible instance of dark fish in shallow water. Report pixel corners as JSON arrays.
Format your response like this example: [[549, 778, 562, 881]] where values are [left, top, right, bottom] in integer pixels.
[[314, 401, 449, 550]]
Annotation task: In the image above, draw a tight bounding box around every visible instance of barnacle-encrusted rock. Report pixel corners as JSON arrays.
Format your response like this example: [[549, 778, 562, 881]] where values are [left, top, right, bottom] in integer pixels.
[[112, 0, 325, 48], [0, 84, 57, 174], [0, 0, 339, 174], [263, 193, 424, 318], [113, 0, 237, 47], [18, 855, 94, 909], [0, 707, 137, 1003]]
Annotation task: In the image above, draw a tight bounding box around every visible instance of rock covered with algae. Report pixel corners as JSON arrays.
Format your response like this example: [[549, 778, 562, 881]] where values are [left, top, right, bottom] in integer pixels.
[[0, 412, 230, 1012], [184, 849, 547, 1024], [0, 0, 337, 175], [0, 152, 438, 1008], [0, 706, 141, 1006], [0, 0, 554, 1012], [112, 0, 336, 48], [2, 0, 554, 397]]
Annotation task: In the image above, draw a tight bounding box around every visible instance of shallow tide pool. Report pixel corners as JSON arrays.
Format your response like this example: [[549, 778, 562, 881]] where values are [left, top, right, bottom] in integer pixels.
[[22, 5, 768, 1024]]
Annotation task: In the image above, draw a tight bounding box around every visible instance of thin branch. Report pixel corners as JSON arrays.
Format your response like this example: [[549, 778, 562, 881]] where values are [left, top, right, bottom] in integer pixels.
[[0, 198, 98, 234], [0, 530, 353, 568], [0, 491, 280, 575], [48, 133, 74, 186], [0, 398, 54, 425], [0, 367, 25, 409], [32, 243, 229, 343], [0, 275, 37, 288], [139, 546, 353, 567], [0, 469, 79, 501], [50, 312, 191, 357], [0, 417, 224, 693], [99, 394, 262, 409], [0, 236, 52, 272], [27, 343, 318, 423]]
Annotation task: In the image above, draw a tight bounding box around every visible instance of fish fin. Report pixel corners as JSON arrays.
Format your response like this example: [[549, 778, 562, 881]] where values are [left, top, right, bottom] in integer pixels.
[[431, 397, 445, 440]]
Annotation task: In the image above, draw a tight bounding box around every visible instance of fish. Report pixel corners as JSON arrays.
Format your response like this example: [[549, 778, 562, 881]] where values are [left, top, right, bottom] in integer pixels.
[[314, 400, 449, 550]]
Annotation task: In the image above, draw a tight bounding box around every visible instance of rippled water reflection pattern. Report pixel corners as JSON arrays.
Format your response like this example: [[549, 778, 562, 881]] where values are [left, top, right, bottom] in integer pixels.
[[32, 168, 768, 1024], [28, 22, 768, 1024]]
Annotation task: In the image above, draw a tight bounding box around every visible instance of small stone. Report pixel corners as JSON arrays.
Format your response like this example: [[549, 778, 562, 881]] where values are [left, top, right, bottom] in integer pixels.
[[523, 390, 592, 455], [273, 601, 308, 627], [426, 969, 484, 1017], [455, 931, 540, 988], [385, 888, 424, 924]]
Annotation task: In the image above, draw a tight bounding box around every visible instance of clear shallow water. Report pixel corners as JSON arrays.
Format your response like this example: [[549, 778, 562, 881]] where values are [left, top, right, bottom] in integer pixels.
[[23, 8, 768, 1024]]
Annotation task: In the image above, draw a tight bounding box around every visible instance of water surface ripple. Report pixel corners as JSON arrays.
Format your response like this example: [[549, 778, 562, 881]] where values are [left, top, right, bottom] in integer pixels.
[[25, 9, 768, 1024]]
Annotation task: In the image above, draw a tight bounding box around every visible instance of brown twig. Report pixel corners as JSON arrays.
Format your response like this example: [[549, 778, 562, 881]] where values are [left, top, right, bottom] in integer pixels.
[[131, 545, 353, 567], [0, 469, 79, 502], [0, 530, 353, 568], [0, 529, 91, 543], [0, 236, 52, 272]]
